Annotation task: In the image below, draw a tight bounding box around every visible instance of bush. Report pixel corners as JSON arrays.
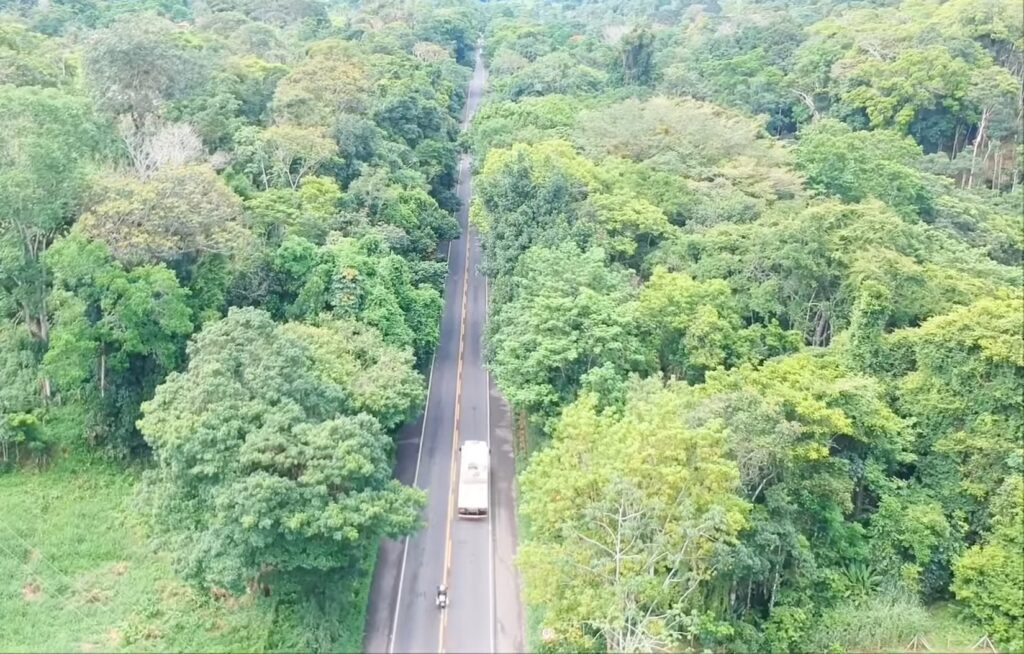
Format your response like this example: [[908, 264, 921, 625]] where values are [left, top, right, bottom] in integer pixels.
[[952, 476, 1024, 653], [762, 606, 811, 654]]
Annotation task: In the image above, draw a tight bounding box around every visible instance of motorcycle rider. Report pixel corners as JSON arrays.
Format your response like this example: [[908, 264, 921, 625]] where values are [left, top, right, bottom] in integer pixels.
[[436, 584, 448, 608]]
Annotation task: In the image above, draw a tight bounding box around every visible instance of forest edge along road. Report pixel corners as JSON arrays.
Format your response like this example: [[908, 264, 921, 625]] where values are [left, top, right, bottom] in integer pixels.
[[362, 45, 524, 654]]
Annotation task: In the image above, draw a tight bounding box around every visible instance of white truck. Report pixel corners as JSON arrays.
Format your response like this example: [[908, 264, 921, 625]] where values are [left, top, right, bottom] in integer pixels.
[[457, 440, 490, 518]]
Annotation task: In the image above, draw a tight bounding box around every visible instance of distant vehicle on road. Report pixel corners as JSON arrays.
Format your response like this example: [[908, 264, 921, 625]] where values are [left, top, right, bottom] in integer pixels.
[[436, 584, 448, 609], [457, 440, 489, 518]]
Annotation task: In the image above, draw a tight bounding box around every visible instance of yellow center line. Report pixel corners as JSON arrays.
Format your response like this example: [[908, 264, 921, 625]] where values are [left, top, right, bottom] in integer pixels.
[[438, 161, 473, 654]]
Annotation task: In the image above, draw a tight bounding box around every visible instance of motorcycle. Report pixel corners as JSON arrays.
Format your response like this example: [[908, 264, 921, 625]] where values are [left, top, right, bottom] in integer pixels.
[[435, 584, 448, 609]]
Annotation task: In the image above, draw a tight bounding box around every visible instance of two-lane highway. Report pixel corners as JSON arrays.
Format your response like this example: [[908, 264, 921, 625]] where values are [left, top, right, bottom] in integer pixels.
[[363, 46, 524, 654]]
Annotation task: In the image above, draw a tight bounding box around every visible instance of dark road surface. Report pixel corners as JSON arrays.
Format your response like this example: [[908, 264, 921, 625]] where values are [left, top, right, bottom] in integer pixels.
[[363, 47, 525, 654]]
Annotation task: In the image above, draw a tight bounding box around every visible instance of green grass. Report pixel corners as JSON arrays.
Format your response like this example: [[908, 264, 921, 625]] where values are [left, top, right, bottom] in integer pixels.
[[0, 454, 375, 653], [0, 457, 276, 652], [896, 603, 993, 654], [808, 593, 992, 654]]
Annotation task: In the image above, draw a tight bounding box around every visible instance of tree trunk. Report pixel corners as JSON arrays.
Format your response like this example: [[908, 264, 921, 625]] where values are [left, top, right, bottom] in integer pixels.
[[967, 108, 989, 190], [794, 90, 820, 122], [980, 136, 995, 187], [99, 347, 106, 398], [36, 306, 52, 400], [811, 306, 830, 347], [992, 143, 1002, 190]]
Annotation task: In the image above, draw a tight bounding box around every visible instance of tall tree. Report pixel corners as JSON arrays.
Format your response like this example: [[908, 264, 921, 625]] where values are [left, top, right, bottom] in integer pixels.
[[138, 307, 424, 594], [0, 86, 103, 345], [76, 164, 250, 270], [520, 379, 748, 652], [84, 14, 208, 127], [487, 244, 646, 424]]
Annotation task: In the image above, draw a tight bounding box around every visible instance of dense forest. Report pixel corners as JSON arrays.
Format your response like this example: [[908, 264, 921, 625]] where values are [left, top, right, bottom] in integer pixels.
[[0, 0, 1021, 652], [1, 0, 479, 650], [471, 1, 1022, 652]]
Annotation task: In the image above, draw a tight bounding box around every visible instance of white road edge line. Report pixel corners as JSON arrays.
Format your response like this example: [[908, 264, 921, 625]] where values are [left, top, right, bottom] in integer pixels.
[[485, 272, 496, 654], [389, 348, 436, 654]]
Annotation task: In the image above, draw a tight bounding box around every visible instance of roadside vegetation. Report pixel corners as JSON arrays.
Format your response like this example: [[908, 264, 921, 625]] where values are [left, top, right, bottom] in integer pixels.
[[2, 0, 1021, 652], [471, 1, 1023, 652], [1, 0, 478, 649]]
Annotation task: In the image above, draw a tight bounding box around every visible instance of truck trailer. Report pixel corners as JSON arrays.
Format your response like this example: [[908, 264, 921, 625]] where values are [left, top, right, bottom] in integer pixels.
[[457, 440, 489, 518]]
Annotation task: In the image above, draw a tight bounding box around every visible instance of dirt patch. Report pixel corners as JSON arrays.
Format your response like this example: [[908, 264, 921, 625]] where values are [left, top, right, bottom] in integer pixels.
[[208, 585, 249, 609], [21, 581, 42, 602], [110, 562, 129, 576], [80, 588, 111, 604], [159, 581, 191, 603], [207, 618, 228, 635], [210, 586, 232, 602], [106, 628, 124, 647]]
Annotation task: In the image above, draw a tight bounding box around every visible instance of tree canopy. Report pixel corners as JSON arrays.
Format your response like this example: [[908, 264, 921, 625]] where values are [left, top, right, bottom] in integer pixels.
[[0, 0, 478, 648], [472, 1, 1023, 651]]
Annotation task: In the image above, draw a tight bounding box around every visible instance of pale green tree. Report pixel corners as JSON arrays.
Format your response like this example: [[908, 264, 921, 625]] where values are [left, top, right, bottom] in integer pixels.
[[520, 379, 748, 652]]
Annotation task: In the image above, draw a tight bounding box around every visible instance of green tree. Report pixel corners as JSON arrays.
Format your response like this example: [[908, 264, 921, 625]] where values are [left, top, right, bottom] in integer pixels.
[[41, 234, 193, 453], [520, 379, 748, 652], [0, 323, 43, 467], [0, 21, 75, 88], [271, 235, 442, 361], [952, 475, 1024, 652], [270, 40, 371, 127], [694, 352, 909, 618], [580, 192, 672, 265], [635, 267, 799, 383], [795, 119, 933, 216], [281, 319, 424, 431], [495, 51, 607, 100], [343, 170, 460, 259], [473, 140, 598, 281], [467, 95, 582, 159], [838, 46, 973, 135], [232, 124, 337, 191], [84, 13, 209, 126], [575, 97, 793, 187], [614, 25, 655, 86], [244, 175, 342, 244], [138, 307, 424, 594], [487, 244, 645, 424], [76, 165, 250, 270], [890, 296, 1023, 537], [654, 200, 1017, 345], [0, 86, 104, 344]]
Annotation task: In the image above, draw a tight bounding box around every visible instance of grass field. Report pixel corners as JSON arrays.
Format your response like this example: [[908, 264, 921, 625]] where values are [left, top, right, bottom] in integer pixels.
[[0, 454, 371, 653], [838, 603, 994, 654]]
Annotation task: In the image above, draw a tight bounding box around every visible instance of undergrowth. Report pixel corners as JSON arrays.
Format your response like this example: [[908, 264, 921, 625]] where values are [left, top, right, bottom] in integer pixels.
[[0, 450, 371, 653]]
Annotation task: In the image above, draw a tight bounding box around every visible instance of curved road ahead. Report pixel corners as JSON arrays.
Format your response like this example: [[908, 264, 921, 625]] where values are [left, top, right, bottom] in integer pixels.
[[363, 48, 525, 654]]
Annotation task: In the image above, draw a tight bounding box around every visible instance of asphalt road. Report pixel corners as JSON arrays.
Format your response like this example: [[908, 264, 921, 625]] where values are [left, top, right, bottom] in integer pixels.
[[363, 47, 525, 654]]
